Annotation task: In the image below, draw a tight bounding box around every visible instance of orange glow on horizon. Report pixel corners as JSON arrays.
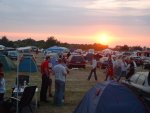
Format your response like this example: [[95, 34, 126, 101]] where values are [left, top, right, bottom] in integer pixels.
[[0, 31, 150, 48], [95, 33, 112, 45]]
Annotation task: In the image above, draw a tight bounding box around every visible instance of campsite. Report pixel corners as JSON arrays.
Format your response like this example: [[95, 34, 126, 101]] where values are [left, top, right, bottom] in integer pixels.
[[0, 46, 149, 113], [0, 1, 150, 112], [2, 52, 100, 113]]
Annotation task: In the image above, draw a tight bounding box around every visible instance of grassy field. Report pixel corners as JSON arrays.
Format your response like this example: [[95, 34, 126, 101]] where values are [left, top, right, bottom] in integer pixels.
[[4, 53, 107, 113], [4, 53, 146, 113]]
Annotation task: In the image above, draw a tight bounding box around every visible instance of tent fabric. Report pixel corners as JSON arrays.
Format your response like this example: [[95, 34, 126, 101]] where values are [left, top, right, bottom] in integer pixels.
[[46, 46, 68, 52], [19, 57, 38, 72], [73, 81, 148, 113], [47, 46, 64, 51], [0, 55, 16, 72]]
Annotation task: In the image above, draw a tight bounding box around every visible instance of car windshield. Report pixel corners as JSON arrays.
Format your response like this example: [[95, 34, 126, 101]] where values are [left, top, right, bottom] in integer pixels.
[[72, 56, 84, 62], [9, 51, 18, 56]]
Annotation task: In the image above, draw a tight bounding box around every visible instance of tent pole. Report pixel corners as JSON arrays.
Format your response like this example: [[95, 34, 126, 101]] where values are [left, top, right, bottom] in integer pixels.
[[16, 53, 20, 113]]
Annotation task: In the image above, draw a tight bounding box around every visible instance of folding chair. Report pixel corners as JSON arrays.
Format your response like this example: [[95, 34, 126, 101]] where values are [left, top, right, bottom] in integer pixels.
[[7, 86, 37, 113]]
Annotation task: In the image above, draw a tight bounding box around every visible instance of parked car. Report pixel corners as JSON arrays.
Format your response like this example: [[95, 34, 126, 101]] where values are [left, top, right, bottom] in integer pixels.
[[67, 55, 86, 69], [8, 51, 19, 60], [131, 56, 143, 66], [122, 72, 150, 103]]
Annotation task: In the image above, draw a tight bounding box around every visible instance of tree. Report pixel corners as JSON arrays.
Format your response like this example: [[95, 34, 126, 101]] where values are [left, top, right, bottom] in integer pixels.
[[120, 45, 129, 51], [0, 36, 14, 47], [44, 36, 60, 48]]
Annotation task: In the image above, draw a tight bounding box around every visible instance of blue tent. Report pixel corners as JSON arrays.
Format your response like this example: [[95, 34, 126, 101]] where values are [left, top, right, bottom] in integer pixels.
[[19, 57, 38, 72], [73, 81, 149, 113]]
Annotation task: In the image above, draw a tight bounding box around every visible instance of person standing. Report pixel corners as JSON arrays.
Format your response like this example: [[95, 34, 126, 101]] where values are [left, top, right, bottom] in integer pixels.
[[40, 56, 51, 102], [105, 55, 114, 81], [53, 59, 67, 106], [88, 56, 98, 81], [126, 58, 136, 80], [117, 59, 127, 82], [0, 63, 5, 102]]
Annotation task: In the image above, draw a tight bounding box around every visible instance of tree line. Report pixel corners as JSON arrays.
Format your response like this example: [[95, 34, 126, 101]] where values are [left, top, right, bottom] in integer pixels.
[[0, 36, 147, 51], [0, 36, 108, 51]]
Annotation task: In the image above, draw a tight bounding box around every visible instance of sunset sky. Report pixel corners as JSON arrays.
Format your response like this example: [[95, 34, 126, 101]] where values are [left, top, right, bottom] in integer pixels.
[[0, 0, 150, 47]]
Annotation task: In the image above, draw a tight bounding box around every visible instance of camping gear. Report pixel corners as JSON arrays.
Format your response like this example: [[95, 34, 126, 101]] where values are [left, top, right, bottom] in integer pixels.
[[73, 81, 149, 113], [18, 57, 38, 72], [4, 86, 37, 113], [0, 55, 16, 72]]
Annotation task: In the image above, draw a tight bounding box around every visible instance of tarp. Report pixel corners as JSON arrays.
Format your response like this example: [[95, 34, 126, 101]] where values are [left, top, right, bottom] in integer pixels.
[[19, 57, 38, 72], [0, 55, 16, 72], [73, 81, 148, 113]]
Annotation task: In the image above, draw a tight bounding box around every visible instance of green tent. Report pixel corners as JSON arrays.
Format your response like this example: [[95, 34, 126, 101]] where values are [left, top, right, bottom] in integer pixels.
[[0, 55, 16, 72]]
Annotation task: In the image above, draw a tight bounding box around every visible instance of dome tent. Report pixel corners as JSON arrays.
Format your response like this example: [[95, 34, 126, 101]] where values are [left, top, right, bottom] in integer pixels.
[[73, 81, 149, 113], [18, 55, 38, 73], [0, 55, 16, 72]]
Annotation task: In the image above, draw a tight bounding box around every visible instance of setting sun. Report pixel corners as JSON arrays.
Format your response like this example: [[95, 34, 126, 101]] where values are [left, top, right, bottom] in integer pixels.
[[99, 34, 111, 45]]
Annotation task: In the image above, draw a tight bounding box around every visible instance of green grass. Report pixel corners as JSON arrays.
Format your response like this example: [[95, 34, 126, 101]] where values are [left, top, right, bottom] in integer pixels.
[[4, 53, 145, 113], [4, 66, 105, 113]]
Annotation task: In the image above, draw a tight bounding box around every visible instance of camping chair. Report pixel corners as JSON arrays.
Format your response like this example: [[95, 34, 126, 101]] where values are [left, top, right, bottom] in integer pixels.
[[12, 75, 30, 96], [7, 86, 37, 113]]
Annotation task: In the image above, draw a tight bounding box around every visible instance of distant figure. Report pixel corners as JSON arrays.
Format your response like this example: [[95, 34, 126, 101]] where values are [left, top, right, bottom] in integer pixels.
[[0, 63, 5, 102], [40, 56, 51, 102], [36, 49, 39, 55], [105, 55, 114, 81], [117, 59, 127, 82], [88, 56, 98, 81], [53, 59, 67, 106], [67, 52, 71, 59], [126, 58, 136, 80]]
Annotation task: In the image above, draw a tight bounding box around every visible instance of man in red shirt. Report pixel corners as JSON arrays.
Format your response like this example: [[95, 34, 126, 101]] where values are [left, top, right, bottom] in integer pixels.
[[40, 56, 51, 102]]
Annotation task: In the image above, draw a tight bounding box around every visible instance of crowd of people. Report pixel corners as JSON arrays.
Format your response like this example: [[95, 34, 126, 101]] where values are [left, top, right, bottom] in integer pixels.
[[40, 53, 137, 106], [87, 55, 137, 82]]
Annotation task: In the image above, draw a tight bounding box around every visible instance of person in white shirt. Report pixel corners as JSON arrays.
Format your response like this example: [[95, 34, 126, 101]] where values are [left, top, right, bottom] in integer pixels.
[[53, 59, 67, 106], [88, 56, 98, 81]]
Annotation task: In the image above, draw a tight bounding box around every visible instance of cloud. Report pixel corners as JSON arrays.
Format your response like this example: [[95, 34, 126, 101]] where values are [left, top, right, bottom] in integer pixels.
[[0, 0, 149, 38]]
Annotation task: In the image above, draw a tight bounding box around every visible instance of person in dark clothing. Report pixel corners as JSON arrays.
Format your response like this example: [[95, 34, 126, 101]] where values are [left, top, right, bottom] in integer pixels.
[[67, 52, 71, 59], [40, 56, 51, 102], [105, 55, 114, 81], [126, 59, 136, 80]]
